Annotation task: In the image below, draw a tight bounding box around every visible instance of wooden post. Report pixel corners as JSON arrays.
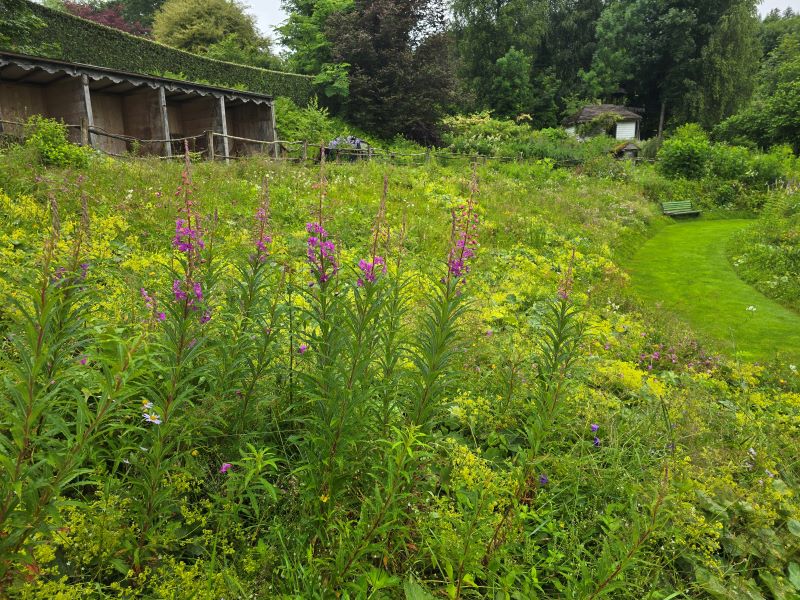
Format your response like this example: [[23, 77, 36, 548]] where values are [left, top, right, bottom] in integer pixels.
[[80, 117, 89, 147], [302, 140, 308, 162], [658, 100, 666, 138], [269, 101, 278, 159], [217, 97, 229, 162], [80, 74, 95, 148], [158, 86, 172, 158], [425, 148, 431, 163], [206, 130, 215, 161]]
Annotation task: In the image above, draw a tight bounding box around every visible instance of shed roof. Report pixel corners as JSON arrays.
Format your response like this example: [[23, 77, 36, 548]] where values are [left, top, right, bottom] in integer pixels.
[[563, 104, 642, 126], [0, 51, 273, 105]]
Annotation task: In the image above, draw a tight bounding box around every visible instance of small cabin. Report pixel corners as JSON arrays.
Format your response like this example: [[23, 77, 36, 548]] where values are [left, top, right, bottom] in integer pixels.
[[564, 104, 642, 141]]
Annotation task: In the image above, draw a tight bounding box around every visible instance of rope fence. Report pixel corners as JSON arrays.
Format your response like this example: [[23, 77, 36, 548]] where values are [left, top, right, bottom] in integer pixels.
[[0, 118, 655, 167]]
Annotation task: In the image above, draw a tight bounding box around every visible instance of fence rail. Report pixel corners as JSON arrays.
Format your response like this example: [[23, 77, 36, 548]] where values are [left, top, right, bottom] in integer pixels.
[[0, 117, 654, 167]]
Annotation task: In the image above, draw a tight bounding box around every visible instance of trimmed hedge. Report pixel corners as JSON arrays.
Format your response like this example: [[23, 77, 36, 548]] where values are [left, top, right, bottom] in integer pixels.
[[4, 1, 314, 105]]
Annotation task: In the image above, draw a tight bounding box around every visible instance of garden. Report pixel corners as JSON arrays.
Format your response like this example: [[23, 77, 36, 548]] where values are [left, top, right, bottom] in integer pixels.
[[1, 119, 800, 599]]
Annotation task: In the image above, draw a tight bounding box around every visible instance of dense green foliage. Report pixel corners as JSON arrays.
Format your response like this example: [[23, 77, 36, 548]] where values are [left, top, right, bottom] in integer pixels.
[[326, 0, 456, 143], [656, 124, 797, 194], [729, 193, 800, 312], [3, 1, 314, 104], [278, 0, 353, 75], [152, 0, 261, 54], [586, 0, 761, 132], [715, 26, 800, 151], [1, 129, 800, 598], [22, 115, 91, 168], [441, 112, 617, 163]]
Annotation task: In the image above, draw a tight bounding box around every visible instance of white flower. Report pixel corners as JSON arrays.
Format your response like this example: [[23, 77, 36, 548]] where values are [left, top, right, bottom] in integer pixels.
[[143, 413, 162, 425], [746, 305, 757, 312], [141, 400, 153, 410]]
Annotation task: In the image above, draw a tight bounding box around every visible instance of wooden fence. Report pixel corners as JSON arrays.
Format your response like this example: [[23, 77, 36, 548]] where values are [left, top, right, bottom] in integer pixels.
[[0, 117, 653, 168]]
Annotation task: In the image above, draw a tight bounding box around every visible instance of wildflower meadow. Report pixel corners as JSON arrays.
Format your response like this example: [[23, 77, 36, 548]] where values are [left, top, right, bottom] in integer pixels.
[[1, 133, 799, 599]]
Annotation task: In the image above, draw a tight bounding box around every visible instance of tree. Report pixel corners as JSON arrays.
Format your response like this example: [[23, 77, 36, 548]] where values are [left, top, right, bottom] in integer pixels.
[[152, 0, 261, 54], [693, 2, 761, 127], [585, 0, 761, 135], [715, 32, 800, 151], [279, 0, 353, 75], [119, 0, 165, 26], [326, 0, 456, 143], [451, 0, 547, 110], [204, 33, 282, 70], [761, 7, 800, 56], [489, 48, 533, 119], [536, 0, 605, 100], [62, 1, 149, 35]]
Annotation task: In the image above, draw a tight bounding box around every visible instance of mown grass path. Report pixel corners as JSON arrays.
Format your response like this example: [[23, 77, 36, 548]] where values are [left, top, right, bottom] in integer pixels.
[[627, 219, 800, 362]]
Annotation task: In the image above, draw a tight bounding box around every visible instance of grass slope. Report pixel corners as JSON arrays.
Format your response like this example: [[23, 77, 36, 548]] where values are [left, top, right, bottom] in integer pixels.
[[627, 218, 800, 362]]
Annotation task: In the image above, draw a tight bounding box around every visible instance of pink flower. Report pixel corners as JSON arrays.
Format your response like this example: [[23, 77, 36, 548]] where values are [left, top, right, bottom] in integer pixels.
[[157, 312, 166, 322], [298, 344, 309, 354], [219, 462, 232, 474]]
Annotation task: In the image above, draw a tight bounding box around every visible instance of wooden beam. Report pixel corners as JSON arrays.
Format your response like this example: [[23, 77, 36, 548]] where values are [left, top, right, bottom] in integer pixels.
[[269, 100, 278, 159], [81, 74, 95, 148], [158, 86, 171, 157], [218, 96, 229, 162]]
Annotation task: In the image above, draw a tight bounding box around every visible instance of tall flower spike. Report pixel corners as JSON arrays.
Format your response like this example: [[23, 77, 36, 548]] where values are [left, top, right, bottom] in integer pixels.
[[446, 165, 480, 287], [306, 222, 339, 283], [357, 174, 390, 286], [254, 176, 273, 262], [558, 248, 576, 300], [306, 148, 338, 284]]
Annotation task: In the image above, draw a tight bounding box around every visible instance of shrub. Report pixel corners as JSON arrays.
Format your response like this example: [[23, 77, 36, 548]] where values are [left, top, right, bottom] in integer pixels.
[[707, 144, 751, 181], [657, 125, 712, 179], [23, 116, 90, 168]]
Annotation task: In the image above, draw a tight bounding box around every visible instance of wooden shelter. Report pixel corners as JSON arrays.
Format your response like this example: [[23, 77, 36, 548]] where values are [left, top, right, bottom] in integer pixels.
[[0, 51, 277, 158], [564, 104, 643, 141]]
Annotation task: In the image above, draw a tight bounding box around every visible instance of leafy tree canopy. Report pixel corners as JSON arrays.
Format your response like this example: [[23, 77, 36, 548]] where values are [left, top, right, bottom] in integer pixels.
[[152, 0, 262, 54]]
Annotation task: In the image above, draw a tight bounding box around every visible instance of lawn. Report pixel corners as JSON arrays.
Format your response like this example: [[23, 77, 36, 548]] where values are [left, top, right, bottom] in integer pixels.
[[627, 218, 800, 362]]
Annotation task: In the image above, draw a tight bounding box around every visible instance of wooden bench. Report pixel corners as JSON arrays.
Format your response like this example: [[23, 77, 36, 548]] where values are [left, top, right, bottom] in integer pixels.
[[662, 200, 701, 217]]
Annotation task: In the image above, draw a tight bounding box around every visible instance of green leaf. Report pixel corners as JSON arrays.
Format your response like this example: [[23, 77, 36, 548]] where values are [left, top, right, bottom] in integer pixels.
[[788, 562, 800, 590], [787, 518, 800, 538], [403, 578, 435, 600]]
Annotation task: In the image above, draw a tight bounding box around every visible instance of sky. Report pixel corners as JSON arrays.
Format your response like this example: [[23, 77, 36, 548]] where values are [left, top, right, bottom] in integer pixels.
[[247, 0, 800, 41]]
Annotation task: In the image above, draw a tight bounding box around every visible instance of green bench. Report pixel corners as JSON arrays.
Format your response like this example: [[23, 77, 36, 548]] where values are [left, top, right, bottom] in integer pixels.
[[662, 200, 701, 217]]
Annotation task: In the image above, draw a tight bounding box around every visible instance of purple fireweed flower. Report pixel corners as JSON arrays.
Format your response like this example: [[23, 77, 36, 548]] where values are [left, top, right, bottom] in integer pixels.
[[539, 474, 549, 486], [78, 356, 87, 366], [306, 222, 339, 283], [219, 462, 232, 474], [200, 309, 212, 324], [172, 279, 203, 309], [298, 344, 309, 354], [157, 312, 166, 322], [447, 197, 479, 286], [141, 288, 156, 309], [593, 437, 601, 447], [173, 218, 205, 254], [591, 423, 599, 432], [79, 262, 89, 280], [356, 255, 386, 287], [173, 279, 188, 302]]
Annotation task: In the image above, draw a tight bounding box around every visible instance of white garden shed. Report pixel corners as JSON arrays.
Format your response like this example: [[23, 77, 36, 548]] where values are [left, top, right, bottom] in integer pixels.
[[563, 104, 642, 141]]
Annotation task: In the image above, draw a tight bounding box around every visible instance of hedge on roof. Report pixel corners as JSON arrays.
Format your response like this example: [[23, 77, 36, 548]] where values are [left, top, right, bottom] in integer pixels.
[[4, 1, 315, 105]]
